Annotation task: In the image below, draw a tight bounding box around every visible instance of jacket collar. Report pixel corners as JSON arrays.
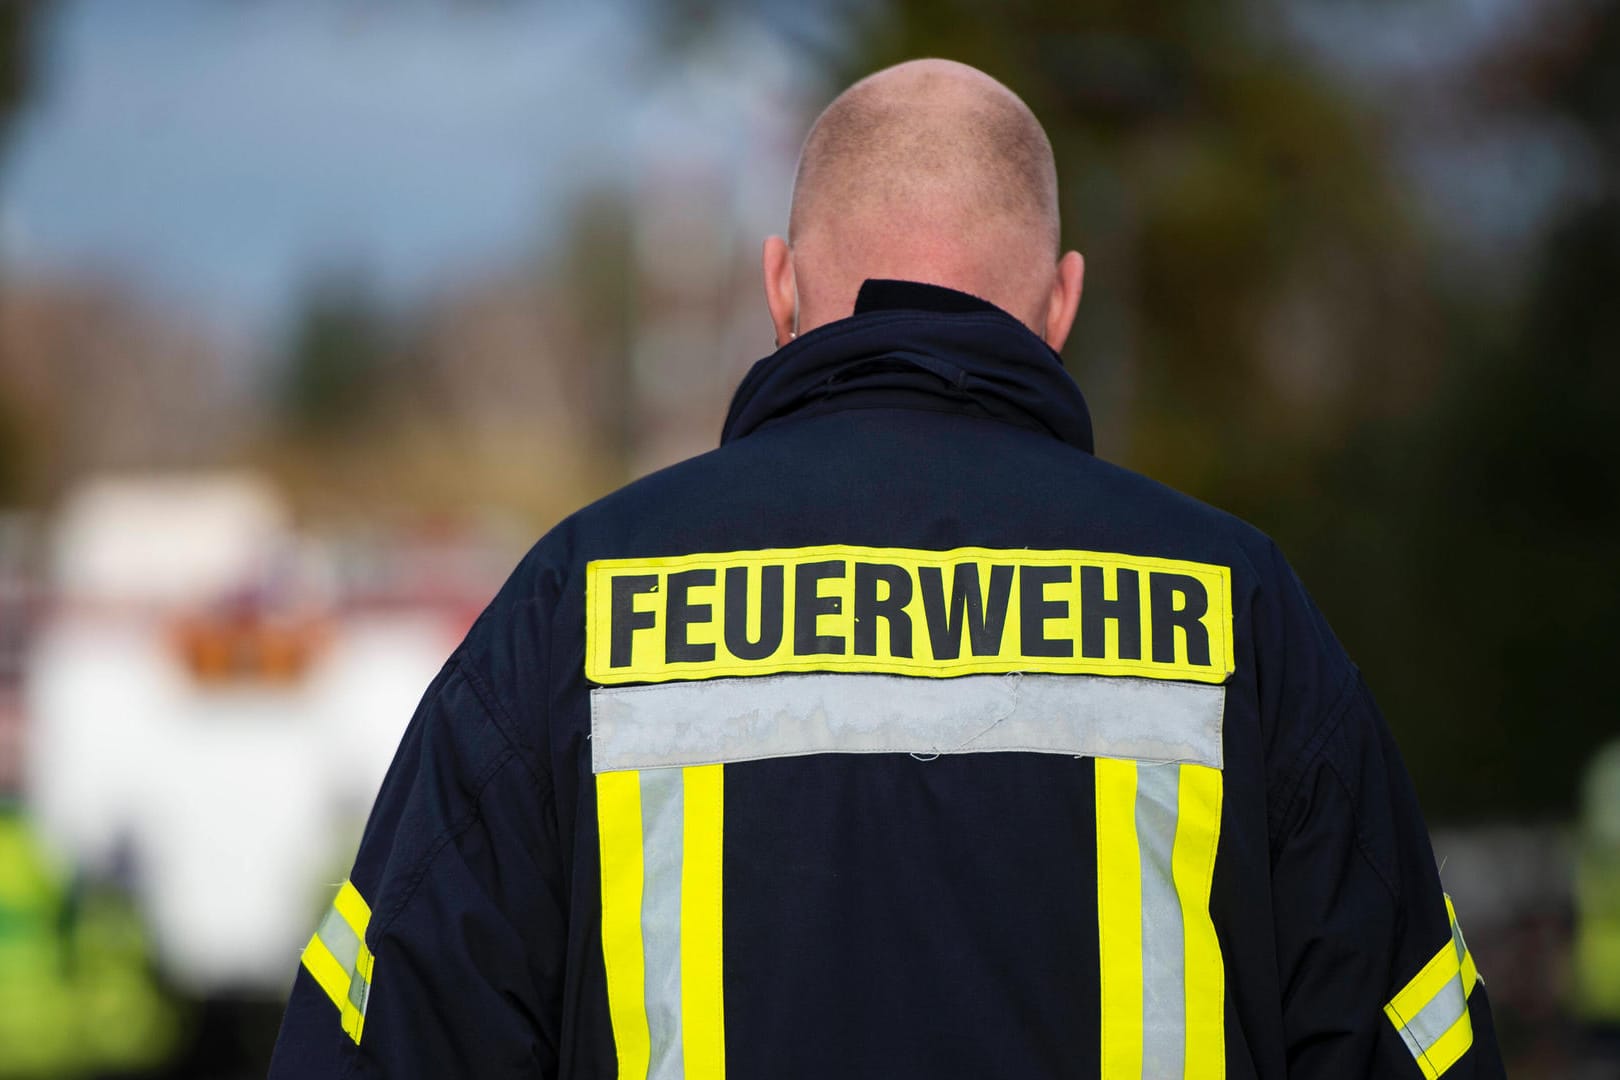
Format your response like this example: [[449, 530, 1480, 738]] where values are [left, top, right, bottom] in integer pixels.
[[720, 280, 1094, 453]]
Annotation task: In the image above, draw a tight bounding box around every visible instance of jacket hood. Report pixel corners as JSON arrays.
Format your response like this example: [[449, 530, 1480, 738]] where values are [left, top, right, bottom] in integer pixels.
[[720, 280, 1094, 454]]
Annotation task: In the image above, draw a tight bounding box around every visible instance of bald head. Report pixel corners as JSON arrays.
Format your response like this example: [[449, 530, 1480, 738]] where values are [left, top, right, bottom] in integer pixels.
[[764, 60, 1082, 348], [790, 60, 1059, 254]]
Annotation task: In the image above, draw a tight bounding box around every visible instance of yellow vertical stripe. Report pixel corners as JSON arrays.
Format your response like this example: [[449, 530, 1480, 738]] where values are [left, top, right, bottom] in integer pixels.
[[681, 764, 727, 1079], [1174, 763, 1226, 1080], [597, 770, 652, 1079], [1096, 757, 1144, 1079]]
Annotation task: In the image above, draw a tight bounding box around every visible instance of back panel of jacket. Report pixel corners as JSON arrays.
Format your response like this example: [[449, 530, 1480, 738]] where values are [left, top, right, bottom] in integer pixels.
[[543, 401, 1286, 1078], [270, 295, 1504, 1080]]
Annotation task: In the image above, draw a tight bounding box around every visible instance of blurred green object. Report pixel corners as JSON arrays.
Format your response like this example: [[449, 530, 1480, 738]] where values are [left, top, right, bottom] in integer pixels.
[[0, 804, 182, 1079], [1576, 740, 1620, 1026]]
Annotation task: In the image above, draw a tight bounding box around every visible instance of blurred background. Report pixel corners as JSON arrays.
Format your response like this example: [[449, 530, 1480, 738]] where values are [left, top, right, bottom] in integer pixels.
[[0, 0, 1616, 1076]]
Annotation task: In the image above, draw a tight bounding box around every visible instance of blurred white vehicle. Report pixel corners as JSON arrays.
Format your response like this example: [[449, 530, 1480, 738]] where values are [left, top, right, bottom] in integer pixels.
[[25, 473, 504, 996]]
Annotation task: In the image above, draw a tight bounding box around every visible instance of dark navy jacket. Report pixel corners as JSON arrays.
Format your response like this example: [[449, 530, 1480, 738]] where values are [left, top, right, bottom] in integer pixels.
[[270, 280, 1505, 1079]]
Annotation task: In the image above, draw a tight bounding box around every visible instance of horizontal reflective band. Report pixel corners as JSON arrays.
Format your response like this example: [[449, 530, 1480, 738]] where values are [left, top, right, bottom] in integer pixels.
[[591, 671, 1225, 773], [1384, 894, 1479, 1079], [299, 879, 376, 1045]]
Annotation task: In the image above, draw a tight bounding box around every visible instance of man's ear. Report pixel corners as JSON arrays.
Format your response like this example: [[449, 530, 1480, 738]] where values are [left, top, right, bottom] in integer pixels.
[[762, 235, 797, 348], [1043, 250, 1085, 352]]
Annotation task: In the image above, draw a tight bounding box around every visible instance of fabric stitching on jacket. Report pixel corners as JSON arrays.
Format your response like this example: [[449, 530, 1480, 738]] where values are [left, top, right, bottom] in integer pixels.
[[334, 740, 512, 1080], [1266, 665, 1362, 847], [370, 658, 525, 942], [460, 652, 548, 789], [747, 398, 1057, 443], [1322, 744, 1401, 903]]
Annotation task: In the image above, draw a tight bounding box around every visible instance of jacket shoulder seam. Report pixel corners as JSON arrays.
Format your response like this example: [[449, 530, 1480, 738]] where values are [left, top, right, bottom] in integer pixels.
[[367, 657, 529, 945], [1267, 665, 1363, 843], [458, 652, 548, 789], [370, 742, 518, 947], [1321, 748, 1401, 903]]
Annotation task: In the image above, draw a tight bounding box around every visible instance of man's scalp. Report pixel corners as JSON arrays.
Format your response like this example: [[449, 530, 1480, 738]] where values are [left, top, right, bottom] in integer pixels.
[[789, 60, 1059, 253]]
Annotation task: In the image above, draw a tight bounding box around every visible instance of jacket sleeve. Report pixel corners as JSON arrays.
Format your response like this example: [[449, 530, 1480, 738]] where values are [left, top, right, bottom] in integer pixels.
[[267, 647, 566, 1079], [1268, 673, 1506, 1078]]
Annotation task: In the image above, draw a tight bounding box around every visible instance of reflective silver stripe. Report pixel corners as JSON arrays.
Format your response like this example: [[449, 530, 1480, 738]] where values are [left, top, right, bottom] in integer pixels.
[[1397, 973, 1469, 1062], [316, 905, 362, 977], [347, 968, 370, 1014], [1136, 763, 1185, 1078], [591, 672, 1225, 774], [640, 768, 686, 1080], [1396, 1021, 1425, 1063]]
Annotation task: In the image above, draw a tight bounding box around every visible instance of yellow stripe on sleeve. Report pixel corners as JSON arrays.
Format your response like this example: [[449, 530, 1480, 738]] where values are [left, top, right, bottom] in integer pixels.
[[1385, 894, 1482, 1079], [1386, 935, 1462, 1027], [1445, 894, 1480, 996], [299, 879, 375, 1044], [1417, 1011, 1474, 1080], [333, 880, 372, 939], [300, 931, 353, 1021]]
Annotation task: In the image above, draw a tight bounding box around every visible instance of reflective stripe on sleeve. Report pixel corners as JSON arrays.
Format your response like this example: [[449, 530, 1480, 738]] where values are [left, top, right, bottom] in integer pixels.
[[1384, 893, 1480, 1080], [1096, 759, 1226, 1080], [299, 879, 375, 1044]]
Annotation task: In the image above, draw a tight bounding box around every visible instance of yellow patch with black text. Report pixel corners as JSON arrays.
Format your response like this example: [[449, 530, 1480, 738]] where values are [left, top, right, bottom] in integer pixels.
[[585, 545, 1234, 685]]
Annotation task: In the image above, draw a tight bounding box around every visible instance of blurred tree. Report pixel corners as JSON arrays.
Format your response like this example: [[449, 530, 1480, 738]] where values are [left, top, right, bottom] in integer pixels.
[[704, 0, 1428, 465], [262, 219, 633, 528], [0, 1, 47, 159], [1, 280, 237, 500], [277, 272, 396, 438], [0, 0, 51, 507], [554, 189, 638, 471], [1370, 0, 1620, 816], [0, 396, 27, 505]]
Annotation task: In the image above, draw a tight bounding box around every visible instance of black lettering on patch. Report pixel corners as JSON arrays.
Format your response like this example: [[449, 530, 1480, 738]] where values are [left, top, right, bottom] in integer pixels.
[[724, 564, 784, 661], [794, 560, 846, 655], [609, 574, 658, 668], [1150, 572, 1211, 666], [853, 562, 913, 657], [918, 564, 1014, 660], [665, 568, 716, 664], [1080, 565, 1142, 661], [1019, 564, 1074, 657]]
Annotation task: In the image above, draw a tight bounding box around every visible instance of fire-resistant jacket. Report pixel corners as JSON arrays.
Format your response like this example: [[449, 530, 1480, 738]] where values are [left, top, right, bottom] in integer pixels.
[[269, 279, 1507, 1079]]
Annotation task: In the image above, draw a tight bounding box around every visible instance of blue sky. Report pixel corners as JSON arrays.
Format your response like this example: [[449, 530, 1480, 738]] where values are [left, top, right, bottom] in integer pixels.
[[0, 0, 815, 340], [2, 0, 1579, 345]]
